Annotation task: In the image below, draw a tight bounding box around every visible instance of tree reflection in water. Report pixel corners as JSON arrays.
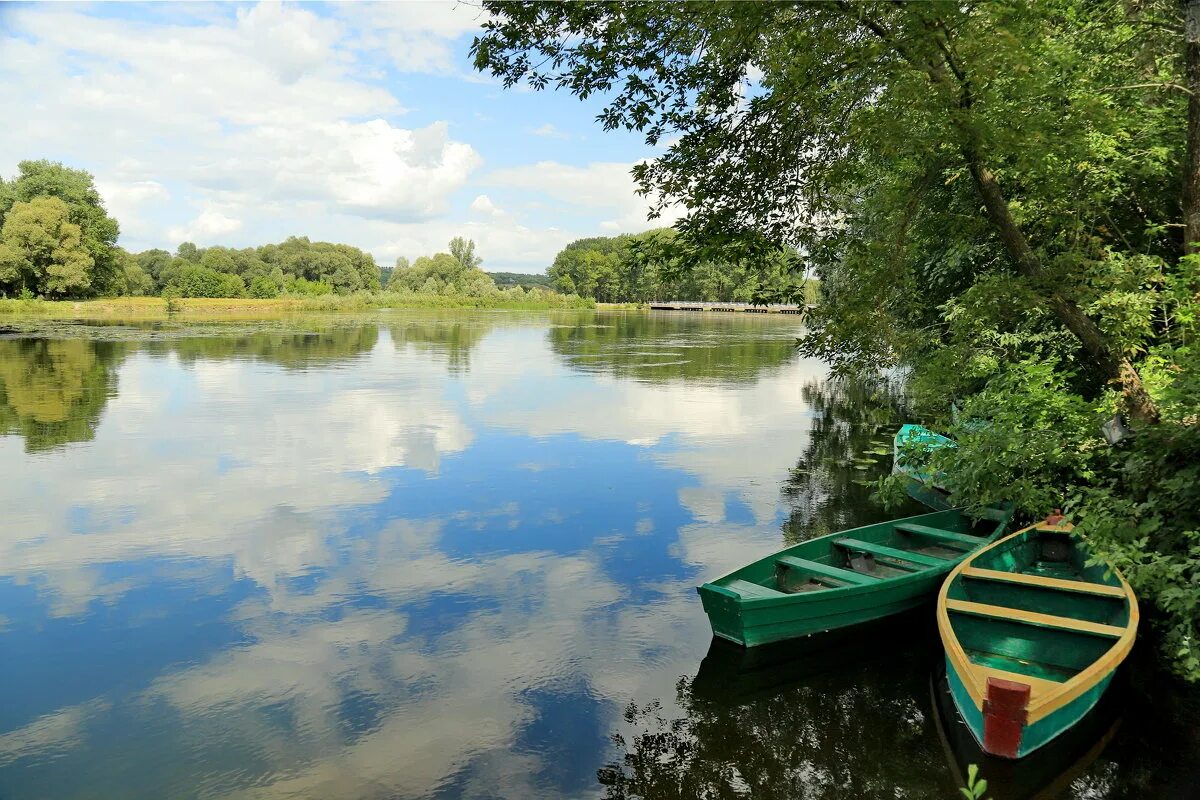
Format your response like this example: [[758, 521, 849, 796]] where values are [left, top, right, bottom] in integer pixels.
[[599, 615, 956, 800], [0, 319, 493, 453], [781, 376, 922, 544], [599, 630, 1190, 799], [548, 312, 799, 385], [0, 338, 126, 452], [390, 315, 495, 374], [160, 324, 381, 369]]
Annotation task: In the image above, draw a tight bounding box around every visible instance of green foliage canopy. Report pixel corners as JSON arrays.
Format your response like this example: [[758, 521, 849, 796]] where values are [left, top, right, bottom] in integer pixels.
[[0, 197, 94, 297], [473, 0, 1178, 417], [488, 271, 554, 290], [389, 238, 498, 296]]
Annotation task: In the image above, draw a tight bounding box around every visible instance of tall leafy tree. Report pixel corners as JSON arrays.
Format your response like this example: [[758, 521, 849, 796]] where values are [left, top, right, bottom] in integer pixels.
[[475, 1, 1200, 677], [117, 250, 154, 296], [0, 161, 120, 294], [176, 242, 202, 263], [390, 239, 497, 295], [0, 196, 94, 296], [135, 249, 174, 291], [448, 236, 483, 273]]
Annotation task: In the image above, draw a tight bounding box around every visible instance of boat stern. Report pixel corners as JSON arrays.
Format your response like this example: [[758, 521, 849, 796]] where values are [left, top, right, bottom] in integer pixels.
[[696, 584, 749, 646], [982, 676, 1030, 759]]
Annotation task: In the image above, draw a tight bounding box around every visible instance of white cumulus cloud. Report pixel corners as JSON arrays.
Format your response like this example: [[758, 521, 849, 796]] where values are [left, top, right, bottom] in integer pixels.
[[338, 1, 491, 76], [486, 160, 683, 232], [470, 194, 503, 217], [0, 4, 481, 245], [168, 204, 244, 244], [0, 2, 674, 270]]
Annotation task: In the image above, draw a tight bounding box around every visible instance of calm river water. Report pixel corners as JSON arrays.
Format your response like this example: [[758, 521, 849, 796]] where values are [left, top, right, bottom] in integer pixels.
[[0, 310, 1195, 799]]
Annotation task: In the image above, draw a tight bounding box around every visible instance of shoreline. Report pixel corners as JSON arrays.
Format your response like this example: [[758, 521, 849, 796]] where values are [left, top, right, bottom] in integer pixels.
[[0, 297, 807, 322], [0, 294, 601, 321]]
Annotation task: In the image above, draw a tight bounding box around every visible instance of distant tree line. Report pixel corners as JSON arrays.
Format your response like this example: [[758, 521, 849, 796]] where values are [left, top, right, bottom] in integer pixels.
[[386, 237, 496, 296], [0, 159, 806, 306], [0, 160, 574, 304], [547, 229, 810, 304], [134, 237, 382, 299]]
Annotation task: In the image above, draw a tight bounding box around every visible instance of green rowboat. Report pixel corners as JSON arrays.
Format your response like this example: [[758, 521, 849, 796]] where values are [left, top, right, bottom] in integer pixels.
[[937, 519, 1138, 759], [697, 506, 1013, 647], [893, 423, 956, 510]]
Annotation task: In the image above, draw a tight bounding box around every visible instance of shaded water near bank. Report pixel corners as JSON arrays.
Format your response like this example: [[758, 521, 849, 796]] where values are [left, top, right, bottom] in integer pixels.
[[0, 309, 1195, 799]]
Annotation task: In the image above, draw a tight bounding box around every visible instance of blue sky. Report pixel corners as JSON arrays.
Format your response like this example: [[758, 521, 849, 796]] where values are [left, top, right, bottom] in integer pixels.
[[0, 1, 678, 272]]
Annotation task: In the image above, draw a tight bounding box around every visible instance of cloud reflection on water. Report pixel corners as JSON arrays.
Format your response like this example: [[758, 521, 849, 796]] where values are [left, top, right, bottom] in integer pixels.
[[0, 311, 822, 799]]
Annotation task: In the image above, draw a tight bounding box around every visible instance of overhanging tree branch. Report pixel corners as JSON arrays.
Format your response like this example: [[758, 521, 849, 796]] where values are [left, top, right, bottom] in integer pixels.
[[836, 2, 1161, 423]]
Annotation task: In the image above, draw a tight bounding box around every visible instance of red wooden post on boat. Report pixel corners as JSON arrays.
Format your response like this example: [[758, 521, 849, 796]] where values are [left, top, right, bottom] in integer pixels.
[[982, 676, 1030, 758]]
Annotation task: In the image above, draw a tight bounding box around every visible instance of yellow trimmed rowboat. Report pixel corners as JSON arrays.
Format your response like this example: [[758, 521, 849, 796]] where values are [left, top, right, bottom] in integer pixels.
[[936, 518, 1138, 759]]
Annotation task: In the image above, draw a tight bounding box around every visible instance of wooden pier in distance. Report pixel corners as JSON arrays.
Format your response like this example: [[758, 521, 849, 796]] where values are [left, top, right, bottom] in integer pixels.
[[648, 301, 811, 314]]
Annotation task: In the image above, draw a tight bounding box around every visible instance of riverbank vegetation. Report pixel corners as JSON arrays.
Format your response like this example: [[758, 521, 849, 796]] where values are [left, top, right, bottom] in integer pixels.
[[0, 290, 591, 321], [487, 271, 555, 291], [476, 2, 1200, 680]]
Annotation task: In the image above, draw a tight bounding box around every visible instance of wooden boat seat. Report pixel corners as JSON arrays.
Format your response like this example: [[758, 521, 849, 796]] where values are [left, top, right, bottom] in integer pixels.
[[945, 598, 1125, 638], [775, 555, 880, 585], [894, 523, 981, 548], [723, 579, 786, 599], [834, 538, 948, 568], [961, 567, 1126, 598]]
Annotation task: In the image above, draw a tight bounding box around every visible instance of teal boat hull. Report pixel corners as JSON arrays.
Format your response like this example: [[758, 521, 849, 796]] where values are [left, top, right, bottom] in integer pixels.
[[893, 424, 956, 510], [697, 508, 1012, 647]]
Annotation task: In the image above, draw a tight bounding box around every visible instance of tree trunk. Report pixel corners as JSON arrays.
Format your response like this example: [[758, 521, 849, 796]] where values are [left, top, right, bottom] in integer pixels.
[[1184, 1, 1200, 254], [842, 6, 1162, 423], [966, 158, 1161, 424]]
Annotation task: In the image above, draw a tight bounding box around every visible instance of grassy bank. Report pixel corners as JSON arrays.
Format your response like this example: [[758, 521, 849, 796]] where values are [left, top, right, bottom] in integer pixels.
[[0, 290, 815, 322], [0, 292, 596, 320]]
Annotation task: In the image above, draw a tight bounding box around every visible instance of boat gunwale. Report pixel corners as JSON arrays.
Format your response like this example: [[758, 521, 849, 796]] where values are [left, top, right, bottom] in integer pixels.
[[936, 521, 1139, 725]]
